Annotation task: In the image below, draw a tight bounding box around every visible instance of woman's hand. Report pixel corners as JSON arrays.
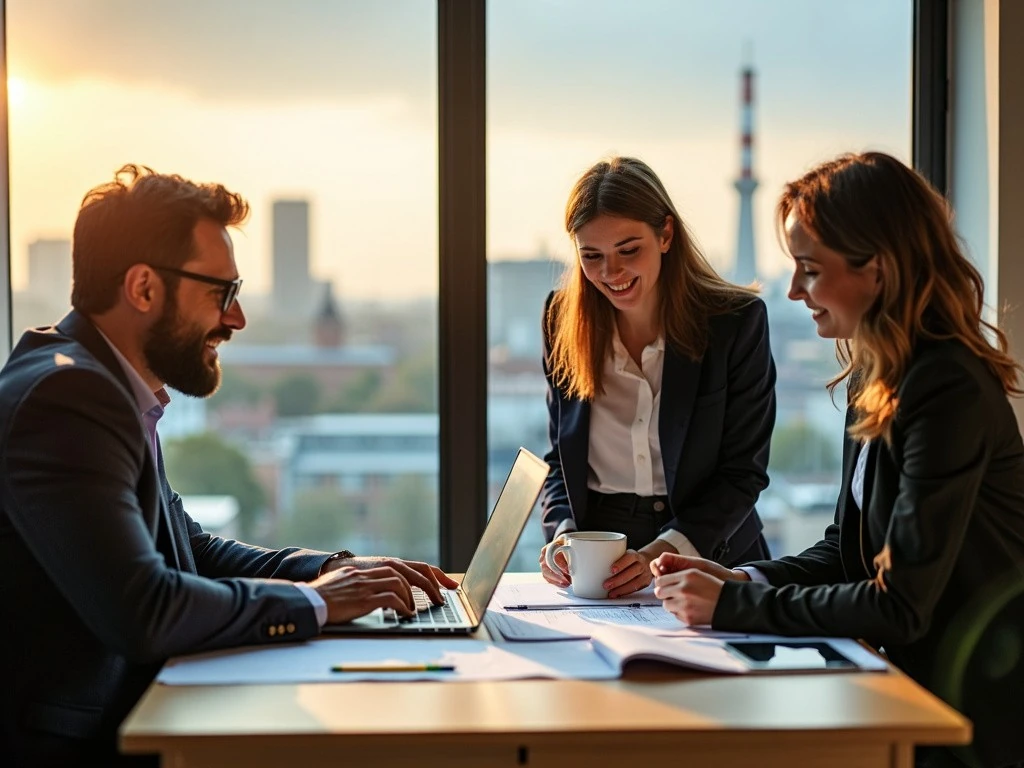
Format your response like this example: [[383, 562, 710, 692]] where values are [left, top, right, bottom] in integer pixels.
[[539, 538, 570, 588], [649, 553, 750, 625], [602, 549, 655, 597], [603, 539, 678, 598], [650, 553, 749, 582]]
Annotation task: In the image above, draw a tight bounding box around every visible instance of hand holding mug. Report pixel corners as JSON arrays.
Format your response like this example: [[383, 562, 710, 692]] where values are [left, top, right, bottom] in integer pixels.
[[539, 537, 571, 588], [544, 531, 627, 599]]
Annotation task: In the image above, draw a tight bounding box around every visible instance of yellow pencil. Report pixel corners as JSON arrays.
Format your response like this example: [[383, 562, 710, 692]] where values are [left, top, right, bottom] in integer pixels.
[[330, 663, 456, 672]]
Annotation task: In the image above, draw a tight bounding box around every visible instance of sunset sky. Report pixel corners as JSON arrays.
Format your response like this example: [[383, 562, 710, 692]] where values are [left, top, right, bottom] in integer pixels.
[[6, 0, 910, 301]]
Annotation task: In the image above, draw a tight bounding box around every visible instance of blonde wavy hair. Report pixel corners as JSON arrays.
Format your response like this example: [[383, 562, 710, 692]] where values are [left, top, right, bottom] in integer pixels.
[[547, 157, 758, 400], [777, 151, 1022, 442]]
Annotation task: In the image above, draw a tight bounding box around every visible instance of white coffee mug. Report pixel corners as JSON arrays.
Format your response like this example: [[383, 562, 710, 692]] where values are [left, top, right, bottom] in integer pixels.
[[545, 531, 627, 599]]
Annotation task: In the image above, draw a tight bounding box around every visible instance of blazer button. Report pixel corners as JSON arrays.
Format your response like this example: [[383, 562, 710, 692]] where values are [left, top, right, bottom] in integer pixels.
[[287, 623, 296, 634], [268, 625, 277, 637], [277, 624, 286, 635]]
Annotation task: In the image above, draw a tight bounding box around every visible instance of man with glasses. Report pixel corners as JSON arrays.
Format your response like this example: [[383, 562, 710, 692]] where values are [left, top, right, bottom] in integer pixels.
[[0, 165, 457, 768]]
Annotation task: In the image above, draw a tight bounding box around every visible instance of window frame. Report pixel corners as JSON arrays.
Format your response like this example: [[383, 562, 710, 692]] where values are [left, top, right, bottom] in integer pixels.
[[0, 0, 948, 571], [0, 0, 11, 362]]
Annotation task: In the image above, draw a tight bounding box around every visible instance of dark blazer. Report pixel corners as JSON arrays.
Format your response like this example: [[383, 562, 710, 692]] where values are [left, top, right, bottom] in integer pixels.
[[0, 311, 332, 765], [541, 294, 777, 566], [714, 339, 1024, 766]]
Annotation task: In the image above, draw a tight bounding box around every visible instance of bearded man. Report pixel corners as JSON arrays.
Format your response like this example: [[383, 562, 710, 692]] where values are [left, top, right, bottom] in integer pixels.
[[0, 165, 455, 767]]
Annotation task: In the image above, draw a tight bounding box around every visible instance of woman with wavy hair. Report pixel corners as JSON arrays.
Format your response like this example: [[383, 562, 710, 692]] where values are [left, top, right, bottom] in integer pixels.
[[538, 156, 777, 598], [651, 151, 1024, 768]]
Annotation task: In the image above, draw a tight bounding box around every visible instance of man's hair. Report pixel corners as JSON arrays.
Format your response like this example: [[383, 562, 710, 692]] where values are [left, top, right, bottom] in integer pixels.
[[70, 164, 250, 314]]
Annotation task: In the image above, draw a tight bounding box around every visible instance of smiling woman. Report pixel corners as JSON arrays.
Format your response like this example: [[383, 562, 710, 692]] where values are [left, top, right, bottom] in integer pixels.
[[537, 156, 778, 599]]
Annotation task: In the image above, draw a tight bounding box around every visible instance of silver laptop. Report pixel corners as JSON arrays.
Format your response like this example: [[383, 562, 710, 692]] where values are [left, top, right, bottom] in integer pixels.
[[324, 447, 548, 635]]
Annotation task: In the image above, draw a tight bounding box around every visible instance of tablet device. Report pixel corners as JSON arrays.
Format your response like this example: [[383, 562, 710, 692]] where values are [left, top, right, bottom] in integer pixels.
[[723, 640, 860, 671]]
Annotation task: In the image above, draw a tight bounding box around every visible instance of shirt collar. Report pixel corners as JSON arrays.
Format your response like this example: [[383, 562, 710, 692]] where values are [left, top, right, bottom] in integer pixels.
[[94, 326, 170, 417], [610, 326, 665, 371]]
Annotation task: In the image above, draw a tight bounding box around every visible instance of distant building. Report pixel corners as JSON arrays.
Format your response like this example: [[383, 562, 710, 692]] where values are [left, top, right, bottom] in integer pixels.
[[28, 238, 72, 303], [272, 200, 314, 313], [274, 413, 439, 514], [488, 257, 565, 364], [216, 342, 395, 391], [313, 280, 345, 348], [487, 255, 565, 568], [181, 495, 239, 539], [161, 394, 208, 439]]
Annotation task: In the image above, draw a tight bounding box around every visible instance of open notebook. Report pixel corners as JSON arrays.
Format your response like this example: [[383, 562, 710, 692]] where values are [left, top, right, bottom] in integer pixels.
[[588, 627, 888, 674]]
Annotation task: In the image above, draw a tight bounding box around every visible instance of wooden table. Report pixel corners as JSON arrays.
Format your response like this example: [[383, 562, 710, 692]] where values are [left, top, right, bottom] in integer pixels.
[[120, 575, 970, 768]]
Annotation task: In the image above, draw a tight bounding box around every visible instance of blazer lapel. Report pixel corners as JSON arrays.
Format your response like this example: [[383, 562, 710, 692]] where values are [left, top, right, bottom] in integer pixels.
[[836, 410, 863, 579], [57, 311, 182, 564], [559, 397, 591, 523], [154, 439, 188, 572], [659, 346, 702, 496]]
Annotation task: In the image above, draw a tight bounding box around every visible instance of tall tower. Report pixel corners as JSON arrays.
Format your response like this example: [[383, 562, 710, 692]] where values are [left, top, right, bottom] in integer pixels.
[[272, 200, 312, 312], [732, 63, 759, 284]]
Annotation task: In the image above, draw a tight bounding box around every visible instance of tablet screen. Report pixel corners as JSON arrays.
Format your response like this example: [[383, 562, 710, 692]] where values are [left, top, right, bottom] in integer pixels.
[[723, 641, 859, 670]]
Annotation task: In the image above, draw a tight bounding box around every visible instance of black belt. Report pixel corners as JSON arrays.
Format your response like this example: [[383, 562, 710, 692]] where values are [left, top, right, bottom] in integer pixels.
[[587, 490, 670, 515]]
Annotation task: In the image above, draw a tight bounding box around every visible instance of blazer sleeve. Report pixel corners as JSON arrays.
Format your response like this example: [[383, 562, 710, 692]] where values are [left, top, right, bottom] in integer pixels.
[[181, 501, 331, 581], [539, 291, 574, 542], [713, 357, 989, 646], [744, 409, 858, 585], [666, 299, 777, 559], [743, 523, 845, 587], [2, 367, 321, 664]]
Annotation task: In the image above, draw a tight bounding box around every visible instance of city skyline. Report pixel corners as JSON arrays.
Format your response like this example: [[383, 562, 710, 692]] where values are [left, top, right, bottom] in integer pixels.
[[6, 0, 911, 300]]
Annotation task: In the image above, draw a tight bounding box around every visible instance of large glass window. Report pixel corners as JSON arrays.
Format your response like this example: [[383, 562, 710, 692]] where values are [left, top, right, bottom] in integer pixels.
[[7, 0, 440, 562], [487, 0, 912, 567]]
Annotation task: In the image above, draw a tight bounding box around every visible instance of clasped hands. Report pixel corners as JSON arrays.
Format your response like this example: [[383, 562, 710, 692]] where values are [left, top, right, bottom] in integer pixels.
[[650, 553, 751, 625]]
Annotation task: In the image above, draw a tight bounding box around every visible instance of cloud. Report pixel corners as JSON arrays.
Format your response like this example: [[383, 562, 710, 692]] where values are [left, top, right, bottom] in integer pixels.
[[8, 0, 435, 105]]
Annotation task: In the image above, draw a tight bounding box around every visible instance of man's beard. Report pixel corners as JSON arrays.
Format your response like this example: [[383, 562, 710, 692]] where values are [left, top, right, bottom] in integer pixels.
[[143, 300, 230, 397]]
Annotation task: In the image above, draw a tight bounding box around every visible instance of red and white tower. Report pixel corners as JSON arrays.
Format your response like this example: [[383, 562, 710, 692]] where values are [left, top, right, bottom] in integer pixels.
[[733, 64, 759, 283]]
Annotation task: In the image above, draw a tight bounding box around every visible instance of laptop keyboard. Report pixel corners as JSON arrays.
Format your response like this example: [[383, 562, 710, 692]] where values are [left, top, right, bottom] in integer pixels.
[[387, 588, 461, 626]]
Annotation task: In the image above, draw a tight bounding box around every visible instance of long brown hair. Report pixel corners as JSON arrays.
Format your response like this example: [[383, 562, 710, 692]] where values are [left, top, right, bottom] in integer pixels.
[[777, 151, 1022, 442], [547, 157, 758, 400]]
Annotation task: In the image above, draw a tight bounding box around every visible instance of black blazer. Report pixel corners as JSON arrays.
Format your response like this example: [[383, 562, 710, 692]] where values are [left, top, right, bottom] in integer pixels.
[[0, 312, 331, 763], [714, 339, 1024, 766], [540, 294, 777, 566]]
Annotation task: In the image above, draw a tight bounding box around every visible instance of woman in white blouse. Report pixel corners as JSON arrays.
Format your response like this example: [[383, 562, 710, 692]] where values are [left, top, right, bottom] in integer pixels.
[[538, 156, 777, 597]]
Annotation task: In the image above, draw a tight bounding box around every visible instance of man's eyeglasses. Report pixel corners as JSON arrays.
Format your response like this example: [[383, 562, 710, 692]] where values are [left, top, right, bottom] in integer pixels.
[[151, 266, 243, 313]]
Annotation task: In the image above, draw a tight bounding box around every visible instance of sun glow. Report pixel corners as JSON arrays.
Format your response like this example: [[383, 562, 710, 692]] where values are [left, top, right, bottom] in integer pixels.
[[8, 76, 28, 108]]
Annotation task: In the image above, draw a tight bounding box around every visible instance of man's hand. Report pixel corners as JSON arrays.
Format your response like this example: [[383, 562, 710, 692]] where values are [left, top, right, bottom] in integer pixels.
[[309, 565, 420, 625], [603, 539, 677, 598], [321, 555, 458, 605]]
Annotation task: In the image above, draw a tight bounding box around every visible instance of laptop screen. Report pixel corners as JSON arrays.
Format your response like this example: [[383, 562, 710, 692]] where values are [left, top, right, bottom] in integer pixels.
[[460, 448, 548, 618]]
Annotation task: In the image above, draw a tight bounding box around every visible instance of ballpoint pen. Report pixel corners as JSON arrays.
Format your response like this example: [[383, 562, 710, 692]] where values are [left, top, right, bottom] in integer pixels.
[[330, 662, 456, 673]]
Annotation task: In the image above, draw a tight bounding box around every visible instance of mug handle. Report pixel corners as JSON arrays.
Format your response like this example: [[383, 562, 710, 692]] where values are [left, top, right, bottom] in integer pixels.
[[545, 540, 573, 578]]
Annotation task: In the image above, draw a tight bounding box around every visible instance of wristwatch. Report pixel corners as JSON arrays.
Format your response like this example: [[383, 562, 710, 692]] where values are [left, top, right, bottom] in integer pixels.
[[320, 549, 356, 575]]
